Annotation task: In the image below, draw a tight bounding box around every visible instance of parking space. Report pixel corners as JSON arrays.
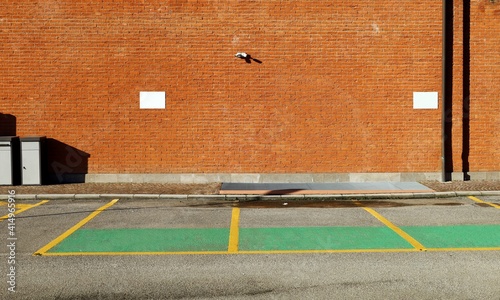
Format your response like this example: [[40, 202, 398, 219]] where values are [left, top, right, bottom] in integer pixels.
[[402, 225, 500, 249], [0, 200, 111, 255], [374, 204, 500, 226], [1, 196, 499, 256], [374, 196, 500, 250], [239, 208, 381, 227], [83, 200, 233, 229]]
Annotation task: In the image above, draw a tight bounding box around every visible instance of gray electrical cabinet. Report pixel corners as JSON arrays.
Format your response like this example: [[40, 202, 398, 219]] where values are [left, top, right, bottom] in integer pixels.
[[20, 136, 46, 185], [0, 136, 20, 185]]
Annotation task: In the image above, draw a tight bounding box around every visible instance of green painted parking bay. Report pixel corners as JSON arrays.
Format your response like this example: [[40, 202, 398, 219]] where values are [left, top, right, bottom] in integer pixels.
[[46, 225, 415, 253], [37, 199, 500, 255], [238, 227, 413, 251], [49, 228, 230, 253], [44, 225, 500, 254], [402, 225, 500, 249], [239, 225, 500, 252]]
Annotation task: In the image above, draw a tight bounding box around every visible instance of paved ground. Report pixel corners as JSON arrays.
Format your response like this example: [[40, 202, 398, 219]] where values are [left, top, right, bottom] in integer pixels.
[[30, 196, 500, 255], [0, 195, 499, 299]]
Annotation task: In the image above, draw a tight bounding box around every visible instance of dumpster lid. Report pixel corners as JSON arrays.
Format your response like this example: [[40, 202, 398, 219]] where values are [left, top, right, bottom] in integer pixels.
[[0, 136, 19, 142], [20, 136, 46, 142]]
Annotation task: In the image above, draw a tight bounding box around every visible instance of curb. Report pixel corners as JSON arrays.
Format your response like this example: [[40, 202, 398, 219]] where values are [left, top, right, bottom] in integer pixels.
[[1, 191, 499, 200]]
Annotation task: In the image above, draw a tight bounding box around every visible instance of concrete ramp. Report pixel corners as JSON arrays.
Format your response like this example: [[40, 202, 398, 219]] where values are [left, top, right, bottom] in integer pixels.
[[220, 182, 434, 195]]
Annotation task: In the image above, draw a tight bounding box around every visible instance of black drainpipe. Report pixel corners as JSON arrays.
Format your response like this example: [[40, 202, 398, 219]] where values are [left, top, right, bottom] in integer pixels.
[[442, 0, 453, 182]]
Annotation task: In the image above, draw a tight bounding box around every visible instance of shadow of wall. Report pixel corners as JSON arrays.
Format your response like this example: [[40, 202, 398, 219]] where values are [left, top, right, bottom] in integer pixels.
[[46, 138, 90, 184], [0, 113, 16, 136]]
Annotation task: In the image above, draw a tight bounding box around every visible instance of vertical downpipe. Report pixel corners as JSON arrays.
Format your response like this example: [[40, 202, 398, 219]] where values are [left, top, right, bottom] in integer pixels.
[[442, 0, 450, 182]]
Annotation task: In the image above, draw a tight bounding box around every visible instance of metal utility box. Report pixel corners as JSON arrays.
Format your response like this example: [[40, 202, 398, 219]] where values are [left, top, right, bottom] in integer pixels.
[[20, 136, 47, 185], [0, 136, 21, 185]]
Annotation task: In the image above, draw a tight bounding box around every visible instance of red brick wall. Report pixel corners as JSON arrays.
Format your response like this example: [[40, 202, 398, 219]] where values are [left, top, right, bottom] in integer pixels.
[[2, 1, 480, 175], [469, 0, 500, 171]]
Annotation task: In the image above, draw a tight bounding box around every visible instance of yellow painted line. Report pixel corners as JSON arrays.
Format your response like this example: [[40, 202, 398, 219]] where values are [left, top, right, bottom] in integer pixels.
[[34, 199, 119, 256], [0, 201, 40, 209], [426, 247, 500, 252], [354, 201, 427, 251], [38, 246, 500, 256], [228, 207, 240, 253], [39, 251, 232, 256], [0, 200, 49, 221], [37, 248, 421, 256], [468, 196, 500, 209], [232, 249, 420, 255]]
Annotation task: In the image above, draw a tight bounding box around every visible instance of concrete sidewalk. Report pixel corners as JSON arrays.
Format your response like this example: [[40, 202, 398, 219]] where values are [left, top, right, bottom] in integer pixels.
[[2, 192, 499, 201], [1, 180, 500, 200]]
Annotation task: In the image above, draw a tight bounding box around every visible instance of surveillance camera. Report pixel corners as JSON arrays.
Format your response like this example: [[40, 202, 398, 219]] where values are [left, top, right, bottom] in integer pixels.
[[235, 52, 248, 58]]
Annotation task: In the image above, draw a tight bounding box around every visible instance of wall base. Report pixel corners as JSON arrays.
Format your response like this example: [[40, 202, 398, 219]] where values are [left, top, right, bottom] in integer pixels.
[[80, 172, 500, 183], [79, 172, 450, 183]]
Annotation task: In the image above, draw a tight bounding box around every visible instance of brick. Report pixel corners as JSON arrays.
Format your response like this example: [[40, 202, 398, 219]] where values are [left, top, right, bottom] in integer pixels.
[[0, 1, 497, 176]]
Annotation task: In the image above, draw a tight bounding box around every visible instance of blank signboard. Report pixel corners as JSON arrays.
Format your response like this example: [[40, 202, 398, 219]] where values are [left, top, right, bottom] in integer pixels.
[[413, 92, 438, 109], [140, 91, 166, 109]]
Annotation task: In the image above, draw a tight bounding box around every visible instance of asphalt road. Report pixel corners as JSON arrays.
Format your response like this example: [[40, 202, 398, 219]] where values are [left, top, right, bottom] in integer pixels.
[[0, 196, 499, 299]]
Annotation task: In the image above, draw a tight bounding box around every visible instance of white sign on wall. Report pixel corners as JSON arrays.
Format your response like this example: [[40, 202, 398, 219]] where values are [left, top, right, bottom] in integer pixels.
[[413, 92, 438, 109], [140, 91, 165, 109]]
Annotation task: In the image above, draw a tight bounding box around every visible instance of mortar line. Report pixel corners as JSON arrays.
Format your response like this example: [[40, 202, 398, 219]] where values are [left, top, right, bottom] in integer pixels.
[[228, 207, 240, 253], [468, 196, 500, 209], [34, 199, 119, 256], [354, 201, 427, 251]]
